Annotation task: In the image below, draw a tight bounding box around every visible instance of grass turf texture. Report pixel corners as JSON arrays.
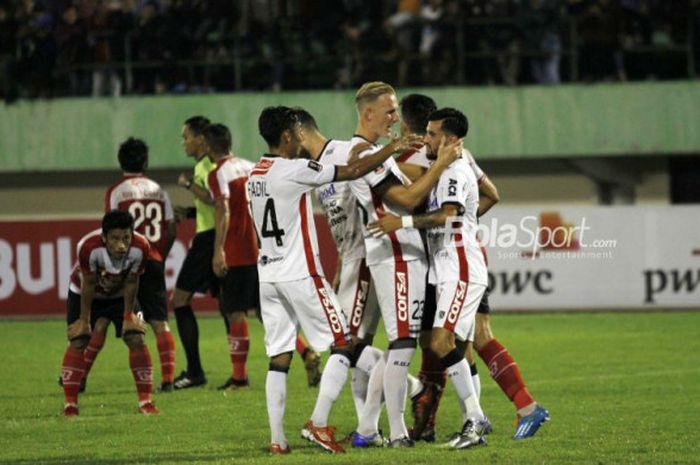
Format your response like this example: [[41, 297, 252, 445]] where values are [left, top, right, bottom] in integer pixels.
[[1, 312, 698, 464]]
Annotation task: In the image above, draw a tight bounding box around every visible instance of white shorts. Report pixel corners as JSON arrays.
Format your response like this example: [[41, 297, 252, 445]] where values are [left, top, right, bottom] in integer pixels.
[[337, 257, 380, 340], [369, 258, 427, 342], [433, 281, 486, 342], [259, 276, 350, 357]]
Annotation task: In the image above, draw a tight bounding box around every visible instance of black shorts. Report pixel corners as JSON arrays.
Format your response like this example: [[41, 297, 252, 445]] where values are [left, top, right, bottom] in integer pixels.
[[219, 264, 260, 315], [138, 260, 168, 322], [175, 229, 219, 297], [66, 290, 141, 338], [477, 286, 491, 314], [422, 282, 491, 331]]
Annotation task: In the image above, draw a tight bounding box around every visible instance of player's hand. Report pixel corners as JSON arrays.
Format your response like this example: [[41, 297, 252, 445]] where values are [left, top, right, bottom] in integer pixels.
[[178, 172, 193, 188], [389, 133, 423, 154], [212, 250, 227, 278], [435, 136, 462, 166], [367, 213, 402, 237], [123, 312, 147, 334], [67, 319, 91, 341], [348, 142, 372, 164]]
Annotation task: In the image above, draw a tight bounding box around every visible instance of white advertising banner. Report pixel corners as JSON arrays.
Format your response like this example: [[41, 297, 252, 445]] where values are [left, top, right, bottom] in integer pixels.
[[480, 206, 700, 310]]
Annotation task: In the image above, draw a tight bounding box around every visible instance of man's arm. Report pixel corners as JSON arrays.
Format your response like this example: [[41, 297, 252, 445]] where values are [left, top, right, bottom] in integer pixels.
[[67, 272, 96, 340], [178, 172, 213, 205], [367, 204, 461, 236], [212, 198, 229, 277], [478, 175, 500, 217], [164, 220, 177, 257], [334, 134, 422, 182], [122, 272, 147, 334], [374, 139, 462, 212], [396, 162, 426, 183]]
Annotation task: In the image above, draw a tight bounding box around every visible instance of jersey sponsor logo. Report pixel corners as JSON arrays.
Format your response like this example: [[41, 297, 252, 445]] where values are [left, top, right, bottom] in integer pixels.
[[446, 280, 468, 325], [318, 184, 337, 201], [307, 160, 323, 172], [396, 271, 409, 323], [317, 287, 343, 335], [259, 255, 283, 266], [350, 279, 370, 329], [448, 178, 458, 196]]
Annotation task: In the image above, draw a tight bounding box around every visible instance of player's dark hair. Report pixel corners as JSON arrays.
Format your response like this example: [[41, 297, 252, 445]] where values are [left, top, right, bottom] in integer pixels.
[[258, 106, 299, 148], [117, 137, 148, 173], [292, 107, 319, 131], [428, 107, 469, 139], [202, 123, 232, 155], [184, 115, 211, 135], [102, 210, 134, 235], [400, 94, 437, 134]]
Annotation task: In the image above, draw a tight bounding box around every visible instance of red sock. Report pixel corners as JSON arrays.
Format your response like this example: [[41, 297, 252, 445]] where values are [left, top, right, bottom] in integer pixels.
[[295, 334, 309, 360], [128, 345, 153, 403], [478, 338, 535, 410], [62, 347, 86, 405], [83, 330, 106, 379], [156, 331, 176, 384], [229, 320, 249, 381]]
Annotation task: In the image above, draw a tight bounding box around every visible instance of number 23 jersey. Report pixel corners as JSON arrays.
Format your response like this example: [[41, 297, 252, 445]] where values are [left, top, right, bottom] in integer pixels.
[[105, 174, 174, 263], [248, 154, 336, 283]]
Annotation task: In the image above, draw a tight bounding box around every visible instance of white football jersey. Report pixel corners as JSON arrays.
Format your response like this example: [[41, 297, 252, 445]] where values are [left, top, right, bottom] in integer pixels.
[[425, 158, 487, 286], [248, 154, 336, 282], [398, 145, 485, 183], [316, 139, 366, 262], [105, 174, 174, 262], [347, 135, 425, 266]]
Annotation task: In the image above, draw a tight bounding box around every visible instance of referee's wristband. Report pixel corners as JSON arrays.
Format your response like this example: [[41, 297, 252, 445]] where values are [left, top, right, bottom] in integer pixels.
[[401, 216, 414, 228]]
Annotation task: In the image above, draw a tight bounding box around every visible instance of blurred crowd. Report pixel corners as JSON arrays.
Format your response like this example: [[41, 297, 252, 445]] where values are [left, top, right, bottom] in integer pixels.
[[1, 0, 699, 102]]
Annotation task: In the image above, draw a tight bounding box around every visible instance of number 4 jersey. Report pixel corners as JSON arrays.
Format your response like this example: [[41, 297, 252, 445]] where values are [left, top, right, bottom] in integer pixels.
[[105, 174, 174, 263], [248, 154, 336, 283]]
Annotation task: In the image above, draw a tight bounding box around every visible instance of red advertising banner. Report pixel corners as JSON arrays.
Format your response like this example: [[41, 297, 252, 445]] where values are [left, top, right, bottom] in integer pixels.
[[0, 216, 338, 317]]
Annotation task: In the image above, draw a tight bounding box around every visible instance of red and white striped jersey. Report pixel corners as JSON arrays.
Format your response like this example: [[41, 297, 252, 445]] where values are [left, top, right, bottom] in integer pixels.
[[69, 229, 149, 298], [248, 154, 336, 282], [316, 139, 366, 262], [347, 135, 425, 266], [425, 158, 487, 286], [105, 174, 174, 262], [398, 144, 485, 183], [207, 155, 259, 267]]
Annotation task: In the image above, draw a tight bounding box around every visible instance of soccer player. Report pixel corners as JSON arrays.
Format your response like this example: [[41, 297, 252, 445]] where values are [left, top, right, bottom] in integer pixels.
[[347, 82, 462, 447], [368, 107, 489, 449], [61, 210, 158, 416], [248, 106, 422, 454], [171, 115, 217, 389], [399, 94, 549, 440], [98, 137, 177, 392], [203, 123, 259, 390]]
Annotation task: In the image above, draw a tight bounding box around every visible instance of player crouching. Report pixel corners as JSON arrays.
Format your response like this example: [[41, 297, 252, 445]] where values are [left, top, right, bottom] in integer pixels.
[[60, 210, 158, 416]]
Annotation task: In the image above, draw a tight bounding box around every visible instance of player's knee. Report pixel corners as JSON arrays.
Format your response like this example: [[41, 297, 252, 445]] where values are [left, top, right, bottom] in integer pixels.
[[123, 331, 146, 348], [430, 332, 453, 358], [226, 310, 246, 324], [150, 320, 170, 333], [69, 337, 89, 351], [171, 288, 192, 308], [474, 314, 493, 350], [462, 341, 475, 364], [269, 352, 293, 371]]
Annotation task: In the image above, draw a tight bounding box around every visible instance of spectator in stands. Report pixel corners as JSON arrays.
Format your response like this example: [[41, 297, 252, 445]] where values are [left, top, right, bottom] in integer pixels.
[[521, 0, 562, 84], [55, 5, 88, 96]]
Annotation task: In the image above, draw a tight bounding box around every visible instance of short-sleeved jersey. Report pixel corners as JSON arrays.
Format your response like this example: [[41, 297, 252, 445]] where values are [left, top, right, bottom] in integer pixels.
[[248, 154, 336, 282], [207, 155, 259, 267], [69, 229, 150, 298], [316, 139, 366, 262], [425, 158, 487, 286], [105, 174, 174, 262], [194, 156, 217, 233], [398, 144, 485, 183], [347, 135, 425, 266]]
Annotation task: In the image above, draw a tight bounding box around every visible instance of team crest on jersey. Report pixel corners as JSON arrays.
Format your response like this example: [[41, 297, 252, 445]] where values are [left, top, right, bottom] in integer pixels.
[[307, 160, 322, 172]]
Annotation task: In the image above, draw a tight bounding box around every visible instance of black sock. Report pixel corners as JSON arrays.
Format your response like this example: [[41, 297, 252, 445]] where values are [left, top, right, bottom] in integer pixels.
[[174, 305, 203, 376]]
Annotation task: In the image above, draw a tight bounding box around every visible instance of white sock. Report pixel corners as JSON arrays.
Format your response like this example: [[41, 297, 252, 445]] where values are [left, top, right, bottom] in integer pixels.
[[447, 359, 484, 422], [266, 370, 287, 447], [469, 367, 481, 399], [351, 368, 368, 420], [355, 345, 383, 374], [310, 353, 350, 427], [407, 373, 423, 399], [384, 347, 415, 440], [357, 353, 386, 436]]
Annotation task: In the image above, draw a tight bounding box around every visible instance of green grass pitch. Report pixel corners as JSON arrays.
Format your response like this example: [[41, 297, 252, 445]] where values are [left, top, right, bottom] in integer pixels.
[[1, 312, 699, 464]]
